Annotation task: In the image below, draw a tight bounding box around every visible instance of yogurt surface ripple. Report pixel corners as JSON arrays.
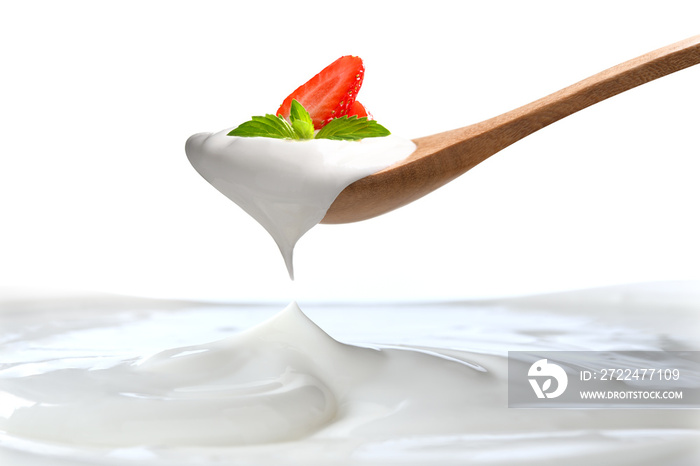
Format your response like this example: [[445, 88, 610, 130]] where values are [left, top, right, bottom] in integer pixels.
[[0, 287, 699, 465]]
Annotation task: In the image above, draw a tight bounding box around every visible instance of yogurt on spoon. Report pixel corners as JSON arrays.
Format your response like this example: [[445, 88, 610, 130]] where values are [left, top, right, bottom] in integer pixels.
[[186, 132, 414, 279], [185, 56, 415, 278]]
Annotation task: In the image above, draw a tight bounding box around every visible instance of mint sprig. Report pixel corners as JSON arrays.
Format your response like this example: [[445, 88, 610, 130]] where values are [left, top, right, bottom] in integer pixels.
[[227, 100, 390, 141], [314, 115, 390, 140], [227, 114, 297, 139]]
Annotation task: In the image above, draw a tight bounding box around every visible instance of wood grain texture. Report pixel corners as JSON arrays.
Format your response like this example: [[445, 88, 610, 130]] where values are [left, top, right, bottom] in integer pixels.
[[321, 35, 700, 224]]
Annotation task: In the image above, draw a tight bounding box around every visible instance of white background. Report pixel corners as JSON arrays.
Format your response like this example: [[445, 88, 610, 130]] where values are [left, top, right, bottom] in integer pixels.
[[1, 1, 698, 302]]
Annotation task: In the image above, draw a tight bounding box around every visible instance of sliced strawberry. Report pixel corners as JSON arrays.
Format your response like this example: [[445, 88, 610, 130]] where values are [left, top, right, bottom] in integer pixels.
[[277, 56, 364, 129], [347, 100, 371, 119]]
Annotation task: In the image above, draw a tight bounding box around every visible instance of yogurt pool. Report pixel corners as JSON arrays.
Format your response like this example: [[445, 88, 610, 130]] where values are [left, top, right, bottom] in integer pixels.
[[0, 282, 698, 465]]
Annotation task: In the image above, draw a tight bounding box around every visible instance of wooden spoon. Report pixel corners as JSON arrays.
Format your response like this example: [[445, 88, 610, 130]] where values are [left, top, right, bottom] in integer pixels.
[[321, 35, 700, 224]]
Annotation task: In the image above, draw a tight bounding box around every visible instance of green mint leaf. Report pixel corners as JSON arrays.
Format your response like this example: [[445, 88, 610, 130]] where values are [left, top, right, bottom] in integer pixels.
[[289, 100, 315, 139], [289, 99, 313, 126], [292, 119, 315, 139], [227, 114, 297, 139], [315, 115, 391, 140]]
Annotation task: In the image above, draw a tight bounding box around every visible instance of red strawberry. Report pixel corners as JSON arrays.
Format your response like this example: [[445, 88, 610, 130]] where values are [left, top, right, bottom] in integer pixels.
[[347, 100, 371, 119], [277, 56, 364, 129]]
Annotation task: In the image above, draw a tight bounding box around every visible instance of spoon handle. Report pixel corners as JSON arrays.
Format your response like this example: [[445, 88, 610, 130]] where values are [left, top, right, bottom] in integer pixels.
[[322, 35, 700, 224], [419, 34, 700, 177]]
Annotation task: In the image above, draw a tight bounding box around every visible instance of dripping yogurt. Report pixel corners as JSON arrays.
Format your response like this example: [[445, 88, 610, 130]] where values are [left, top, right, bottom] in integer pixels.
[[185, 130, 416, 278]]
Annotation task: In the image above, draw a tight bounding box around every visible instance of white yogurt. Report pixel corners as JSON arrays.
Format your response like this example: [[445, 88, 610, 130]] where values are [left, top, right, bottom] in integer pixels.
[[1, 302, 491, 447], [185, 131, 416, 278], [0, 285, 698, 465]]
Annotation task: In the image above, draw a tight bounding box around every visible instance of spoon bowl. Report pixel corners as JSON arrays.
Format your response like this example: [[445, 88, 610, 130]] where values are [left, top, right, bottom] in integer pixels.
[[321, 35, 700, 224]]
